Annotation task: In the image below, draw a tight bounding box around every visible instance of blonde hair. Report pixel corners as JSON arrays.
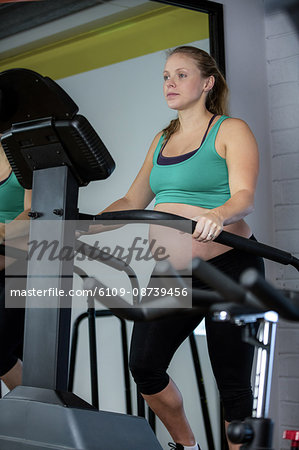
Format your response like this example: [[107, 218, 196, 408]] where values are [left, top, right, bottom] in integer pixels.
[[162, 46, 229, 140]]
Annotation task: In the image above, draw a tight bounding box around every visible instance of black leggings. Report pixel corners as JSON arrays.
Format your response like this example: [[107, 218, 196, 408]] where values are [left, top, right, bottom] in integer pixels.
[[0, 265, 26, 377], [129, 239, 265, 422]]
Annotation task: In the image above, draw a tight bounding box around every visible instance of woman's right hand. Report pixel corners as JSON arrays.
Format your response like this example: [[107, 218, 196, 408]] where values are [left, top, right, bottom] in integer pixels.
[[192, 210, 224, 242]]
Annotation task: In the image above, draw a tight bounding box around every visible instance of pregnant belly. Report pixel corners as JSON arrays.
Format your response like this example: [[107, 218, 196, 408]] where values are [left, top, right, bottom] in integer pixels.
[[148, 203, 251, 269]]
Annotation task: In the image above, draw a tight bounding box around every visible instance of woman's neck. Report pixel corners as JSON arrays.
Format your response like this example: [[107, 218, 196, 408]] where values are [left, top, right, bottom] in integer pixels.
[[177, 105, 212, 134]]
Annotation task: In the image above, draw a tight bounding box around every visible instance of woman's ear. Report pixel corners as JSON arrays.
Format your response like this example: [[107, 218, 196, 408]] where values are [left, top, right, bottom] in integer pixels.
[[204, 75, 215, 92]]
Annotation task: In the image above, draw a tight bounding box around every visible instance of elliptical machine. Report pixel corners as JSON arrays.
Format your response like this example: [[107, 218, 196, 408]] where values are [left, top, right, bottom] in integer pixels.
[[0, 68, 163, 450]]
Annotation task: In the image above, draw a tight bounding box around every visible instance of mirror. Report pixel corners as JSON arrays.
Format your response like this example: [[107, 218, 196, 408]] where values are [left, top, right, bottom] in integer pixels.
[[152, 0, 225, 76]]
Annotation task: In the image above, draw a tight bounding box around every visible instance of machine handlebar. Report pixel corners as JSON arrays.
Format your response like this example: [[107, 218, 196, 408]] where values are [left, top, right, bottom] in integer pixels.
[[241, 268, 299, 321], [93, 210, 299, 270]]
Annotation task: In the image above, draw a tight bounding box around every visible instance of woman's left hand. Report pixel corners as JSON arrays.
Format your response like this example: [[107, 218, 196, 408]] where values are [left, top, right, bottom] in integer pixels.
[[192, 211, 223, 242]]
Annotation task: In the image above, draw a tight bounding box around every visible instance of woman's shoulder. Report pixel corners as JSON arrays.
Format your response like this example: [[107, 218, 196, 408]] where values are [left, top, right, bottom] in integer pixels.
[[219, 116, 254, 137], [153, 130, 164, 144], [141, 131, 165, 165], [148, 131, 165, 154]]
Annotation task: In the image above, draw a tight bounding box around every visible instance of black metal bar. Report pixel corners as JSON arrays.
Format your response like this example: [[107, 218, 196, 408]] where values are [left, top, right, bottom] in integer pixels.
[[192, 258, 248, 304], [87, 299, 99, 409], [151, 0, 222, 13], [220, 402, 229, 450], [148, 408, 156, 433], [95, 311, 132, 414], [74, 240, 141, 305], [68, 311, 88, 392], [149, 0, 226, 76], [189, 332, 215, 450], [68, 306, 134, 415], [214, 234, 299, 271], [119, 318, 132, 415], [85, 275, 221, 322], [241, 269, 299, 321], [208, 2, 225, 77], [23, 166, 78, 391], [73, 266, 100, 408], [137, 387, 146, 417], [73, 265, 132, 411], [89, 210, 299, 270]]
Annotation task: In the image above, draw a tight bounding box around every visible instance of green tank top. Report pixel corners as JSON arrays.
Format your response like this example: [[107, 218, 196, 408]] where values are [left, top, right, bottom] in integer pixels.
[[0, 171, 24, 223], [150, 115, 231, 209]]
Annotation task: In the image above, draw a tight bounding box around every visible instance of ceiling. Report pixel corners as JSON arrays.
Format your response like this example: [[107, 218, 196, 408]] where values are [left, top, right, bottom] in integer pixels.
[[0, 0, 114, 40]]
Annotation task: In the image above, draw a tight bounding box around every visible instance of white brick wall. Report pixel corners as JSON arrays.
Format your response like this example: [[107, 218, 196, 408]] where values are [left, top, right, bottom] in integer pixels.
[[265, 4, 299, 447]]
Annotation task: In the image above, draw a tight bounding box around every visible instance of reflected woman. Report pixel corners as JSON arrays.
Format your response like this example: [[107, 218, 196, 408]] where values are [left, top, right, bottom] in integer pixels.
[[0, 142, 31, 391]]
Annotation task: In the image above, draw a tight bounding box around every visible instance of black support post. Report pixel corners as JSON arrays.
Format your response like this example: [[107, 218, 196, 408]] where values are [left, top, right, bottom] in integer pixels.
[[22, 166, 79, 391]]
